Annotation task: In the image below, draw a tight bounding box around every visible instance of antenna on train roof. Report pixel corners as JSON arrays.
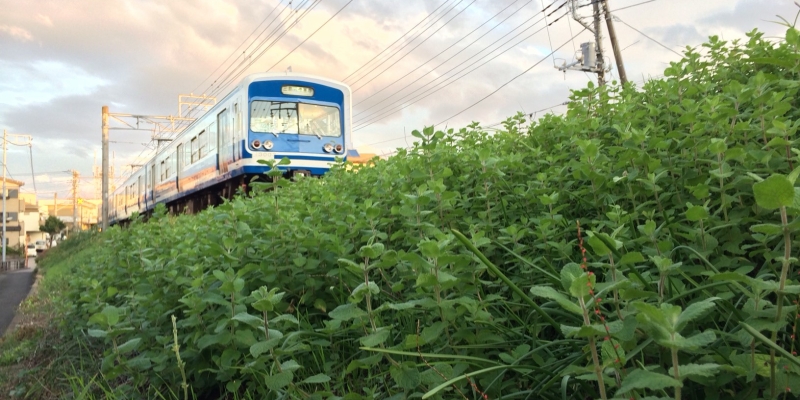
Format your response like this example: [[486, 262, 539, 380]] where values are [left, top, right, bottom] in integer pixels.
[[286, 66, 292, 75]]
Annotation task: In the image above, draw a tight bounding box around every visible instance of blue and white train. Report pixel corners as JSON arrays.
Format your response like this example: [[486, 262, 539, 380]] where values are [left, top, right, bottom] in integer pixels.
[[108, 72, 357, 225]]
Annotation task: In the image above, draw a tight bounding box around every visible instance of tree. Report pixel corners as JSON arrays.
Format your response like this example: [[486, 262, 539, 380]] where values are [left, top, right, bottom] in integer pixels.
[[40, 216, 66, 248]]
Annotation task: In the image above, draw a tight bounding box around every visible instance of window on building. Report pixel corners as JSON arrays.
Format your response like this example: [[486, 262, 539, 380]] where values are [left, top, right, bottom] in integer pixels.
[[4, 189, 18, 199], [4, 212, 18, 222]]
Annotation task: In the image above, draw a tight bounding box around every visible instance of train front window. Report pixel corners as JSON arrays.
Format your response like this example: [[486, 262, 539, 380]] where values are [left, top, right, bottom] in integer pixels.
[[251, 101, 299, 135], [299, 104, 340, 137], [250, 101, 340, 137]]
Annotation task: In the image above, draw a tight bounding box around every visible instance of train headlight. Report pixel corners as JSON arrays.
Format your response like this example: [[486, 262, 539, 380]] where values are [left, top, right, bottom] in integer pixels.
[[251, 139, 261, 149], [334, 144, 343, 153], [323, 143, 333, 153], [263, 140, 274, 150]]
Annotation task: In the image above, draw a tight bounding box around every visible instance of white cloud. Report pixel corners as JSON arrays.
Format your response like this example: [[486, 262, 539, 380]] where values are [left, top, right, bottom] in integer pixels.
[[0, 24, 33, 41]]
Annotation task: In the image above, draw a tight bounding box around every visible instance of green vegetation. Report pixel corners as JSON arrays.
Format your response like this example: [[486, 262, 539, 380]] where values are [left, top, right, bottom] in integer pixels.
[[6, 19, 800, 400]]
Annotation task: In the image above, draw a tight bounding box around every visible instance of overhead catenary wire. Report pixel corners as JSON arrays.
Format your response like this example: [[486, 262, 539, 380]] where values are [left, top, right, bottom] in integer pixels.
[[190, 0, 287, 95], [266, 0, 356, 71], [353, 1, 569, 124], [177, 0, 319, 130], [349, 0, 473, 90], [353, 9, 571, 131], [435, 28, 586, 126], [354, 0, 532, 107], [341, 0, 456, 83]]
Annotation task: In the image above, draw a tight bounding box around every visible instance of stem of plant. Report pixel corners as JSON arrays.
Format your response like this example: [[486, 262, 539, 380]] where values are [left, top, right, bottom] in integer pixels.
[[770, 206, 792, 398], [579, 296, 608, 400], [671, 340, 681, 400]]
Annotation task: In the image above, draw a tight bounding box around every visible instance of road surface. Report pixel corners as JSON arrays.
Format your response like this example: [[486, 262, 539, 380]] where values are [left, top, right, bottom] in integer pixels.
[[0, 257, 36, 336]]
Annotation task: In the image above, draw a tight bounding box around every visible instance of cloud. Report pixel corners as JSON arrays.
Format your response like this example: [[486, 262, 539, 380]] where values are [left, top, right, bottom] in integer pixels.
[[0, 24, 33, 41]]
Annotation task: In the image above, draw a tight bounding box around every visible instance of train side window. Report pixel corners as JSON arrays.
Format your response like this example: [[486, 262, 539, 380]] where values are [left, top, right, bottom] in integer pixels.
[[198, 131, 206, 158], [191, 137, 198, 163], [208, 122, 217, 152], [160, 161, 166, 182], [184, 142, 191, 166], [234, 103, 240, 138]]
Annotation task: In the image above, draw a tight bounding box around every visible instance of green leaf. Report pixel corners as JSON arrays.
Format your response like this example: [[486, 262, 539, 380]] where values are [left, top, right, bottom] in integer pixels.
[[529, 286, 582, 315], [678, 363, 720, 379], [676, 298, 719, 330], [670, 330, 716, 349], [116, 338, 142, 353], [329, 303, 367, 321], [420, 322, 446, 344], [619, 252, 645, 265], [390, 363, 420, 390], [685, 205, 708, 222], [360, 329, 391, 347], [751, 224, 784, 235], [569, 272, 595, 299], [250, 336, 282, 358], [301, 373, 331, 384], [101, 306, 120, 327], [587, 235, 610, 256], [264, 370, 293, 391], [753, 174, 794, 210], [88, 329, 107, 338], [616, 369, 682, 396], [232, 312, 263, 328]]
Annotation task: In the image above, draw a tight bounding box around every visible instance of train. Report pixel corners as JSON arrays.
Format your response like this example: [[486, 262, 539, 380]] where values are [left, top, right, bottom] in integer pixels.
[[108, 72, 357, 225]]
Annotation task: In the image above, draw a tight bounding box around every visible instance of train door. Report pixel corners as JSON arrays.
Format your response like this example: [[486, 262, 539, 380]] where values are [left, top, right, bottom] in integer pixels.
[[218, 108, 231, 173], [138, 176, 143, 209], [233, 103, 240, 161], [176, 143, 183, 191], [150, 164, 156, 205]]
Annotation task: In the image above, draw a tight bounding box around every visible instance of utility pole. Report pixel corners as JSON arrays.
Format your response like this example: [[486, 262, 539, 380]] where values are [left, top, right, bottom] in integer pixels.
[[592, 0, 605, 86], [72, 170, 79, 233], [560, 0, 610, 85], [601, 0, 627, 85], [1, 130, 33, 262]]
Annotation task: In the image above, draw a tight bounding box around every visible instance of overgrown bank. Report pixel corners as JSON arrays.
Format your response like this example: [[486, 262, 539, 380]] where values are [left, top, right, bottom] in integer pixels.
[[7, 21, 800, 400]]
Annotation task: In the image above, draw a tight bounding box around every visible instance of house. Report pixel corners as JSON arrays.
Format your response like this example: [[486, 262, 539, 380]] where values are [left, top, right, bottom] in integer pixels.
[[19, 193, 46, 244], [1, 178, 26, 250]]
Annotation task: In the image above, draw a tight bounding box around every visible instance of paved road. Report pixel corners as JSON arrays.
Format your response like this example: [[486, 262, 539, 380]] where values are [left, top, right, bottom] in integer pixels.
[[0, 257, 36, 336]]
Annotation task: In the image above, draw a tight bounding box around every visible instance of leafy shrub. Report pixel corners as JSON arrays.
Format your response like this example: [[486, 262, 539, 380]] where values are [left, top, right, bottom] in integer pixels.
[[59, 23, 800, 400]]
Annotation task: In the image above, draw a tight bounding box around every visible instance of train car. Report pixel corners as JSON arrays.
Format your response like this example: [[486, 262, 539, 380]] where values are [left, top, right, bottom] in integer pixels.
[[108, 72, 357, 225]]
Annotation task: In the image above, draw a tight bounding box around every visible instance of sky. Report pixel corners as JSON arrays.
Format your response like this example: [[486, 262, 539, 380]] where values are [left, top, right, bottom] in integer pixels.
[[0, 0, 796, 200]]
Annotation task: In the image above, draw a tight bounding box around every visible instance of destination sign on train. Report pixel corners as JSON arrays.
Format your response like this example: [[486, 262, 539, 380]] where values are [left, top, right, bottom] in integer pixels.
[[281, 85, 314, 96]]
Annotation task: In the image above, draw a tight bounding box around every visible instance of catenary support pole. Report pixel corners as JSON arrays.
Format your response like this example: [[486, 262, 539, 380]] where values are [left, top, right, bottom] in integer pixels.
[[2, 129, 6, 263], [102, 106, 109, 231], [602, 0, 627, 85], [72, 170, 79, 233]]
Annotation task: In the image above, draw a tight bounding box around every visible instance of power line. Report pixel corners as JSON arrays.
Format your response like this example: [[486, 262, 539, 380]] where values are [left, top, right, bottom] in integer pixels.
[[354, 0, 531, 107], [435, 28, 585, 126], [353, 1, 569, 124], [266, 0, 356, 71], [613, 15, 682, 57], [190, 0, 286, 95], [341, 0, 455, 83], [350, 0, 472, 90], [354, 9, 570, 131]]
